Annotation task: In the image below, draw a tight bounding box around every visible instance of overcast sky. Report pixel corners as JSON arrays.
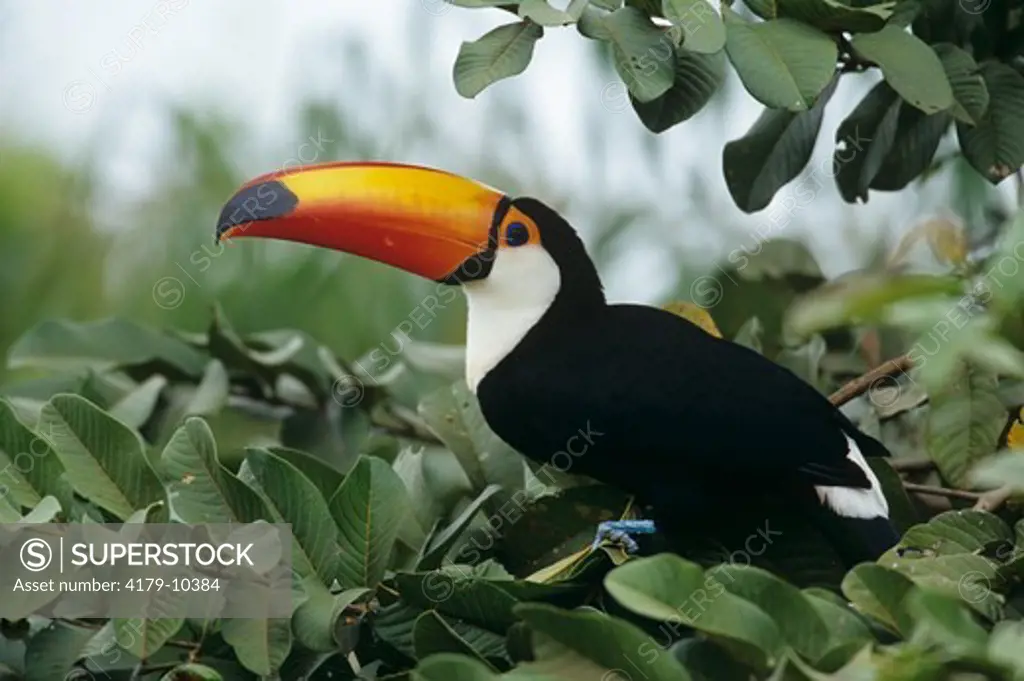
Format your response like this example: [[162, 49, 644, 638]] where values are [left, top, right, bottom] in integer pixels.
[[0, 1, 999, 302]]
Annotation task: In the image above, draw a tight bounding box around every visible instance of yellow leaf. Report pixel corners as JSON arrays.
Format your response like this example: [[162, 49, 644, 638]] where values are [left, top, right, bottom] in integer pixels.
[[888, 218, 967, 268], [663, 301, 722, 338], [1007, 408, 1024, 450]]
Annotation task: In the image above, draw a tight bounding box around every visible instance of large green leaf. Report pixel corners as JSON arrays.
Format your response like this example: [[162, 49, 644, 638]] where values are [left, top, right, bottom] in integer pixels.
[[328, 454, 412, 589], [867, 105, 951, 192], [453, 21, 544, 98], [905, 589, 988, 656], [8, 319, 207, 379], [603, 554, 783, 670], [926, 361, 1004, 488], [414, 654, 498, 681], [413, 611, 501, 667], [221, 617, 292, 677], [933, 43, 988, 125], [851, 26, 953, 114], [723, 7, 837, 112], [23, 620, 95, 681], [898, 510, 1013, 555], [396, 571, 521, 632], [957, 61, 1024, 183], [159, 417, 268, 523], [833, 81, 902, 203], [631, 48, 725, 133], [0, 398, 65, 509], [243, 448, 340, 584], [515, 603, 694, 680], [841, 563, 916, 635], [722, 75, 837, 212], [604, 7, 676, 102], [662, 0, 725, 54], [38, 394, 163, 520], [108, 375, 167, 430], [773, 0, 894, 32]]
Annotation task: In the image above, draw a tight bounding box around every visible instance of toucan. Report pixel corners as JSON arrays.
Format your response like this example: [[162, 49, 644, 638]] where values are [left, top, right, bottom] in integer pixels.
[[215, 161, 900, 571]]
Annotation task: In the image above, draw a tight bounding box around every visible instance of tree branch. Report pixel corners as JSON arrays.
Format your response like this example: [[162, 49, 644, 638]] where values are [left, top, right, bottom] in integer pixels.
[[829, 354, 915, 407], [890, 458, 935, 473], [901, 483, 980, 502]]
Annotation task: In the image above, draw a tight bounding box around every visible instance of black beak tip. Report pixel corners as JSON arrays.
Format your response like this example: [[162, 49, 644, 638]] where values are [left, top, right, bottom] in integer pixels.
[[214, 179, 298, 243]]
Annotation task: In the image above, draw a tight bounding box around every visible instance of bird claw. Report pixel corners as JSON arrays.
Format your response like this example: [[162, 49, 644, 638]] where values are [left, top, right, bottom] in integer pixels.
[[591, 519, 657, 553]]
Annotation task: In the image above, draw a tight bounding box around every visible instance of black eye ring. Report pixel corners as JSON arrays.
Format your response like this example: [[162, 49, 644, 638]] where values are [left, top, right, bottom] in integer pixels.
[[505, 221, 530, 247]]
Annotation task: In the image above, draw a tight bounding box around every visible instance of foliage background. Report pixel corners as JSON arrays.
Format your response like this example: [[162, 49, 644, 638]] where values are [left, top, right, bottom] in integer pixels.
[[6, 0, 1024, 680]]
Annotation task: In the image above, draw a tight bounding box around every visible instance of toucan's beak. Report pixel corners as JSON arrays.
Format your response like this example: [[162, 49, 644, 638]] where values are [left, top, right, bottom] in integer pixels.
[[215, 162, 506, 282]]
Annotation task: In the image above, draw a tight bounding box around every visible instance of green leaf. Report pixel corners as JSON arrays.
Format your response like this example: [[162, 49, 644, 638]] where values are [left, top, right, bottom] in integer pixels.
[[7, 318, 207, 379], [851, 26, 953, 114], [413, 611, 500, 667], [631, 48, 724, 133], [453, 21, 543, 98], [933, 43, 988, 125], [905, 589, 987, 655], [784, 272, 963, 339], [722, 75, 837, 212], [108, 375, 168, 430], [23, 620, 95, 681], [418, 484, 503, 570], [258, 445, 345, 501], [518, 0, 588, 25], [774, 0, 894, 32], [113, 617, 185, 660], [328, 454, 411, 589], [973, 450, 1024, 492], [898, 510, 1013, 555], [604, 554, 783, 670], [38, 394, 163, 520], [603, 7, 676, 102], [841, 563, 916, 635], [396, 571, 520, 632], [957, 61, 1024, 183], [833, 81, 902, 203], [868, 105, 951, 192], [926, 361, 1004, 488], [221, 617, 292, 677], [989, 621, 1024, 675], [888, 552, 1003, 622], [292, 579, 370, 652], [414, 654, 497, 681], [243, 448, 341, 584], [160, 417, 268, 523], [802, 589, 873, 656], [723, 7, 837, 112], [159, 663, 224, 681], [515, 603, 694, 680], [718, 565, 831, 662], [663, 0, 725, 54], [0, 398, 65, 509], [183, 360, 230, 416]]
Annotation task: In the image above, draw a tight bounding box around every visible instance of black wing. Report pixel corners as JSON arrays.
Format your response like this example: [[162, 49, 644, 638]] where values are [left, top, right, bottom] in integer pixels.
[[477, 304, 881, 496]]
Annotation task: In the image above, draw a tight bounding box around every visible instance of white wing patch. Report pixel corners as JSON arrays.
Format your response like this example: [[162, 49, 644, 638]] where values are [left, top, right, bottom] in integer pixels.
[[814, 435, 889, 519]]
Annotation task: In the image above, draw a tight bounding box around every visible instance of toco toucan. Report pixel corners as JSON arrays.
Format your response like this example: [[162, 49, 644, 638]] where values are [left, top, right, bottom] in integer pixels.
[[215, 162, 899, 570]]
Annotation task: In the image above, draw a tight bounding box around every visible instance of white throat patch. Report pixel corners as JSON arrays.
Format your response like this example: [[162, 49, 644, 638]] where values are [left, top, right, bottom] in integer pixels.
[[462, 245, 561, 392]]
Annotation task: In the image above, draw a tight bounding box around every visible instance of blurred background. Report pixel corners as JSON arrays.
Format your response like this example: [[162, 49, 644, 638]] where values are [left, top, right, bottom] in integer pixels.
[[0, 0, 1017, 380]]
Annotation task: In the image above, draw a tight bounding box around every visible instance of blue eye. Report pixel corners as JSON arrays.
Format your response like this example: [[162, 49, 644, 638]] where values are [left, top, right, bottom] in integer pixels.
[[505, 221, 530, 247]]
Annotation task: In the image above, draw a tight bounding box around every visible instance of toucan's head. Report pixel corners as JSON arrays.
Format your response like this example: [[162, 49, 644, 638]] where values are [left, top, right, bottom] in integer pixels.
[[215, 161, 604, 305]]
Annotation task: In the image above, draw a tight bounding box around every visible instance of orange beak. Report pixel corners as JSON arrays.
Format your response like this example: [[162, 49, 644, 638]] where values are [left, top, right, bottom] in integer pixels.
[[215, 162, 507, 282]]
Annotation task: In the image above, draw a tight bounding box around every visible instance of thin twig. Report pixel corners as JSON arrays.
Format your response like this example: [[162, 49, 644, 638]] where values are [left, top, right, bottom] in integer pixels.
[[974, 485, 1015, 513], [902, 483, 980, 501], [829, 354, 915, 407]]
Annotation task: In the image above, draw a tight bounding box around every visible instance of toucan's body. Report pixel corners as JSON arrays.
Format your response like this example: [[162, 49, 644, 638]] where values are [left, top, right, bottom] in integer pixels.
[[216, 162, 899, 571]]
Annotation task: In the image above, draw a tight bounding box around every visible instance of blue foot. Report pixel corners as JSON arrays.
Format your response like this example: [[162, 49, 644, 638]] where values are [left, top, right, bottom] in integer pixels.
[[591, 520, 657, 553]]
